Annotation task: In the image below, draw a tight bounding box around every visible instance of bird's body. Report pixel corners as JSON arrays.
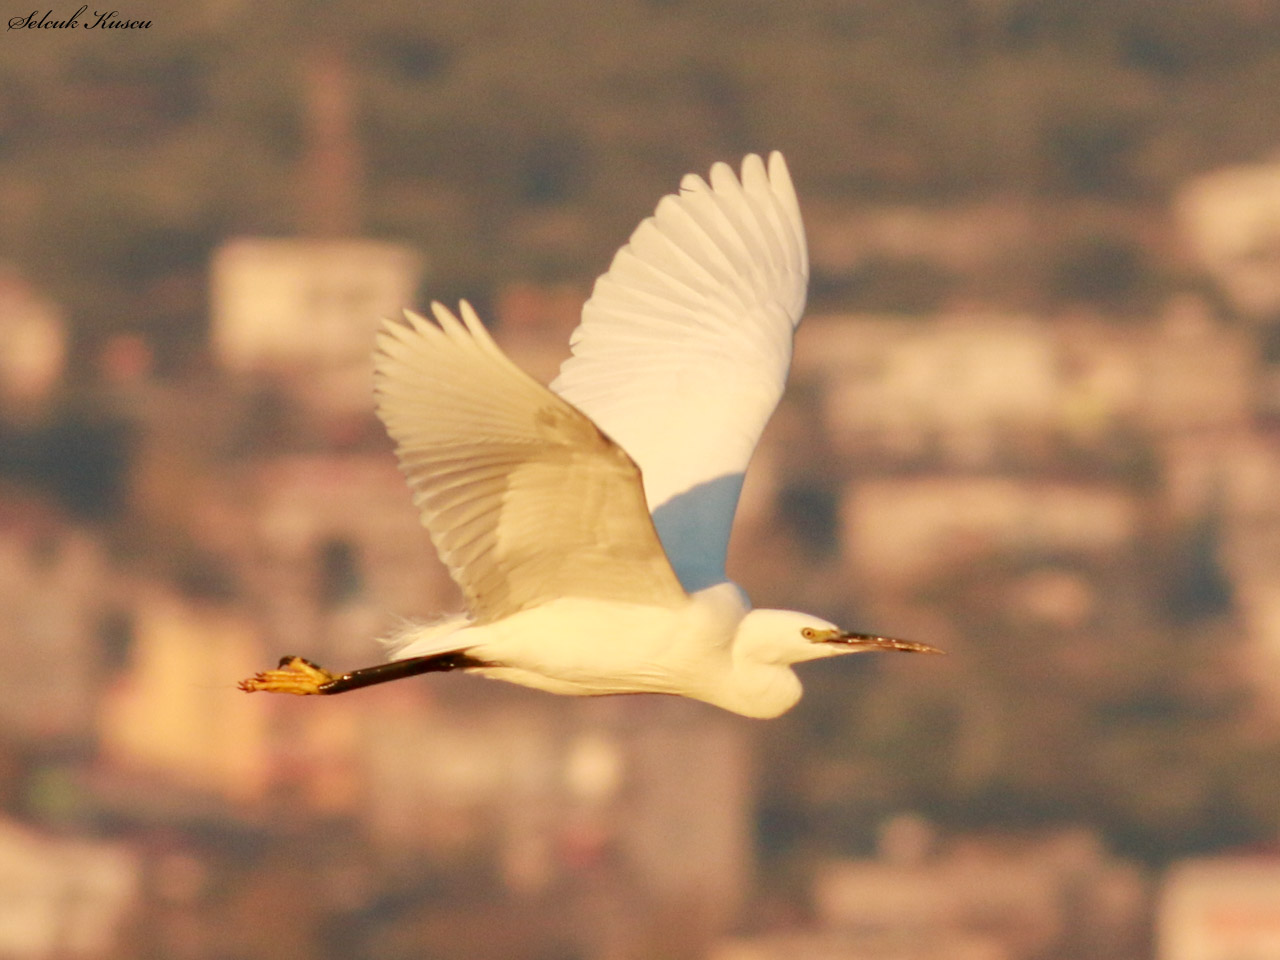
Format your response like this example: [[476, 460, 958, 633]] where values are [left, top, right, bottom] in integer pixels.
[[390, 582, 822, 719], [240, 152, 941, 716], [407, 584, 761, 710]]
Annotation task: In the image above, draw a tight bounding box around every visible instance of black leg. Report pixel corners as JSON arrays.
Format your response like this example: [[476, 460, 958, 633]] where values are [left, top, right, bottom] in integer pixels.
[[317, 652, 488, 695], [240, 651, 488, 696]]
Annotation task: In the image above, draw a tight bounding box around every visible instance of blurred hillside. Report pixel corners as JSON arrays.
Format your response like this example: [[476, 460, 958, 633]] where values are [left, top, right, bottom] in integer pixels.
[[5, 0, 1280, 368]]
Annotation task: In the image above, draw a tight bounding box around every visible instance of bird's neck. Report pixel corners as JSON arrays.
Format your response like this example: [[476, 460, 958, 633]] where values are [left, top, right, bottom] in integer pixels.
[[706, 660, 803, 719], [683, 581, 803, 718]]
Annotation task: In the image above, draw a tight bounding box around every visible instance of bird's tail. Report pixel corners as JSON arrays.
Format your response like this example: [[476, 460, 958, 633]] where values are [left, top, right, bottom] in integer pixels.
[[380, 612, 472, 661]]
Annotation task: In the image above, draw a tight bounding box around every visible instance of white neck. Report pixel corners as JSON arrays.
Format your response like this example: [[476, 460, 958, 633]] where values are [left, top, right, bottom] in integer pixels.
[[679, 585, 807, 718], [704, 660, 804, 718], [671, 583, 853, 718]]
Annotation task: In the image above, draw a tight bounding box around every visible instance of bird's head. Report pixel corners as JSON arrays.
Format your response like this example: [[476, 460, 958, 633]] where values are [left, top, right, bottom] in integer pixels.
[[735, 609, 944, 667]]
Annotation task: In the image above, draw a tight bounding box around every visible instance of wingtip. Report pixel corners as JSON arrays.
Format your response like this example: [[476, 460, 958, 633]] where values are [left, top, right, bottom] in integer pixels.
[[765, 151, 795, 195], [429, 301, 465, 337], [740, 152, 768, 181], [770, 152, 793, 189], [373, 311, 421, 351], [707, 159, 742, 195], [679, 171, 710, 195], [458, 299, 485, 335], [402, 308, 434, 334]]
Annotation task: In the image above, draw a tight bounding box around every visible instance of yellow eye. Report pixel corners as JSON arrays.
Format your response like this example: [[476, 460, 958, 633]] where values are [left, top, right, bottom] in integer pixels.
[[801, 627, 818, 640]]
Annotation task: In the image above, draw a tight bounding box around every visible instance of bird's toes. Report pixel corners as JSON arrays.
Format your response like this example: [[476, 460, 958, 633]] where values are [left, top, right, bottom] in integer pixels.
[[238, 656, 336, 695]]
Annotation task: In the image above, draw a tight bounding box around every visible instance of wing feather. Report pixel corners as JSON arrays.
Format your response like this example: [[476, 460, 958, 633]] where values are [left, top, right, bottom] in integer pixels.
[[375, 301, 686, 623], [551, 152, 808, 591]]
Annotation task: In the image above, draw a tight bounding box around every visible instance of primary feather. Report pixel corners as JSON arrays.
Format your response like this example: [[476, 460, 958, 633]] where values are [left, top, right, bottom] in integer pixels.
[[374, 301, 685, 624], [551, 151, 808, 590]]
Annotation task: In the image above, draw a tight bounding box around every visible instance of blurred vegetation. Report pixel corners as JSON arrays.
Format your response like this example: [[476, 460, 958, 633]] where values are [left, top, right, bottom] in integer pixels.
[[4, 0, 1280, 366]]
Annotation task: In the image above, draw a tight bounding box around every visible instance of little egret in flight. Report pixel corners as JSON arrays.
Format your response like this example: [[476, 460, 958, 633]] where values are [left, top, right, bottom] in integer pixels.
[[240, 152, 941, 718]]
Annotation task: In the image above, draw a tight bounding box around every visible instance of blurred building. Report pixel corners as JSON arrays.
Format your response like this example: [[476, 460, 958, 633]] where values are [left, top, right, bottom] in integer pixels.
[[210, 238, 424, 417], [0, 816, 139, 959], [0, 265, 66, 414], [1178, 160, 1280, 321], [842, 476, 1139, 587], [800, 314, 1060, 465], [0, 494, 114, 747], [714, 819, 1147, 960], [1158, 857, 1280, 960], [96, 585, 273, 804], [793, 301, 1252, 471]]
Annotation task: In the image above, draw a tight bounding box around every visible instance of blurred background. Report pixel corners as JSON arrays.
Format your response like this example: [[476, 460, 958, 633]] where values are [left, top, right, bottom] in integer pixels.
[[4, 1, 1280, 957]]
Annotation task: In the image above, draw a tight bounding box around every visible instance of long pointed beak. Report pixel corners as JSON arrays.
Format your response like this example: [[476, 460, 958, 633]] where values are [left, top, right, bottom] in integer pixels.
[[829, 632, 945, 655]]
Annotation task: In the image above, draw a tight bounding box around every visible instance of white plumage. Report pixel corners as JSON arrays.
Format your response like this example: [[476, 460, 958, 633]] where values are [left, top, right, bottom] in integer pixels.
[[375, 300, 685, 622], [240, 152, 941, 718], [553, 152, 807, 590]]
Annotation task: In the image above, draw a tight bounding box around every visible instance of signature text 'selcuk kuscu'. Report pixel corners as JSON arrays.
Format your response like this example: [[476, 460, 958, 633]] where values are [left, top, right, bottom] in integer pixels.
[[8, 6, 150, 29]]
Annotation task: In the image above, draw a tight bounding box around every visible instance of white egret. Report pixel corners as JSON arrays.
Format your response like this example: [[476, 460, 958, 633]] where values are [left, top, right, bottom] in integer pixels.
[[240, 152, 941, 718]]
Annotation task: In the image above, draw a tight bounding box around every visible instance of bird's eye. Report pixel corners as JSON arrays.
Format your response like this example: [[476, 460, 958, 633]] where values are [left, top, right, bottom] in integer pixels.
[[801, 627, 818, 640]]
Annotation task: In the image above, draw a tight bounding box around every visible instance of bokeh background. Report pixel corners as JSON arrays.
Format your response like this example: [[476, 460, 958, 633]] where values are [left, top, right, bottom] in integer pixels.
[[5, 1, 1280, 958]]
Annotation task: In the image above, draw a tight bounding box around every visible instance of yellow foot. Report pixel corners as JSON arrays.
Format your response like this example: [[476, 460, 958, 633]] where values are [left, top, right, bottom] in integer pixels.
[[238, 656, 336, 695]]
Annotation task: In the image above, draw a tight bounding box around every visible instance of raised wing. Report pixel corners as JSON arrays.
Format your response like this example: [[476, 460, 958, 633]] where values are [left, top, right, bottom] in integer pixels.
[[375, 302, 687, 623], [550, 152, 808, 591]]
